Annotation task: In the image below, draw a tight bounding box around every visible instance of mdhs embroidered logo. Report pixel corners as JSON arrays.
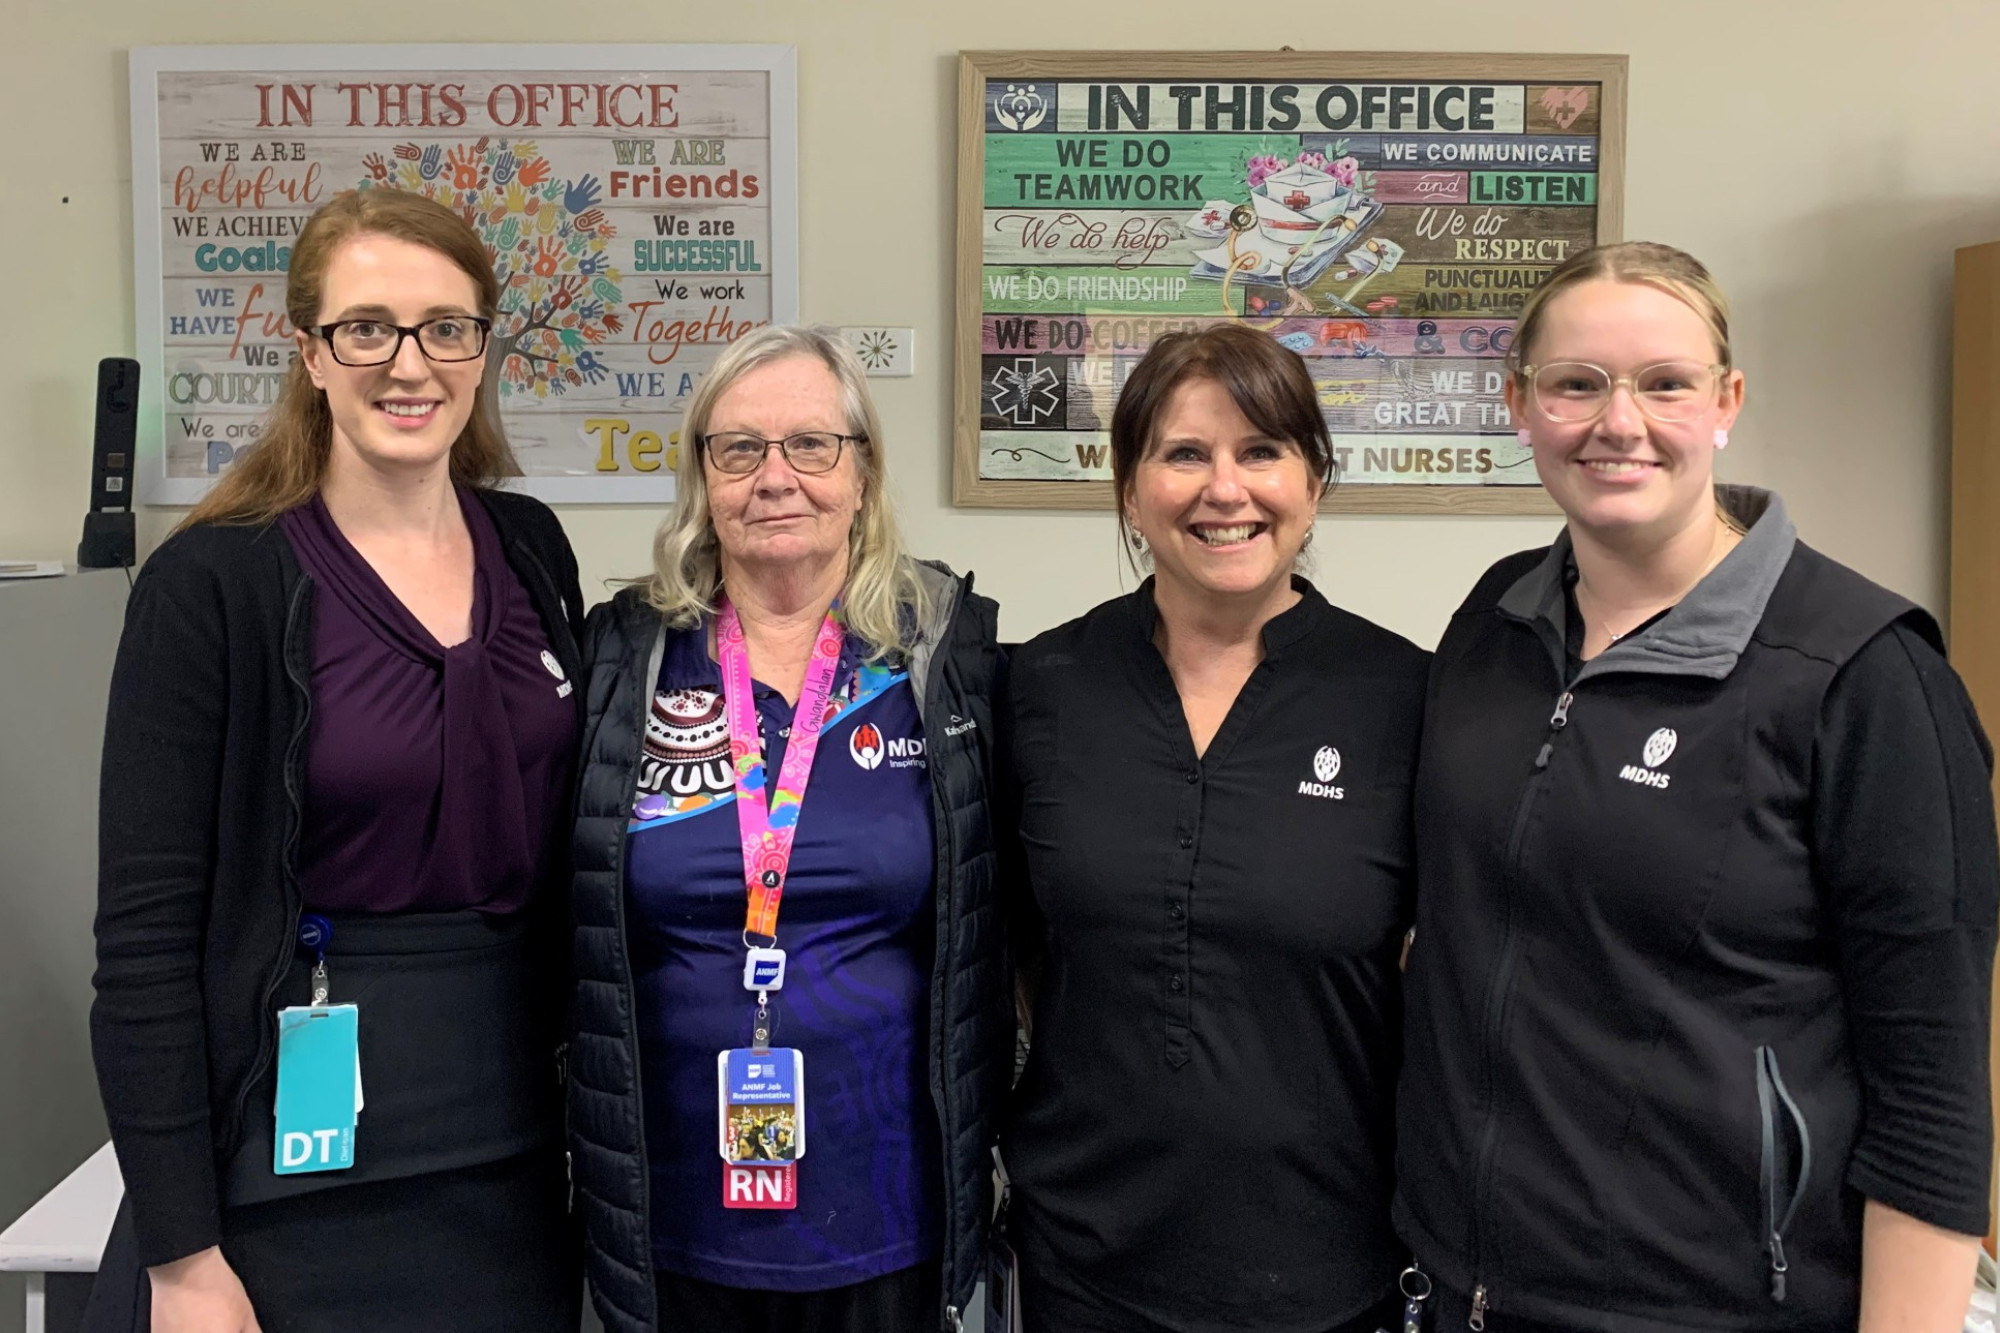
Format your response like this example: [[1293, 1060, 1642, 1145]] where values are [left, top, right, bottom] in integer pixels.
[[1619, 728, 1677, 790], [850, 722, 885, 770], [1299, 746, 1345, 800]]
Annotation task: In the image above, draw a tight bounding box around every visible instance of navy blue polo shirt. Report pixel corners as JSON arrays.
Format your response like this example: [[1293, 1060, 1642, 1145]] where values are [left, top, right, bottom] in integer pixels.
[[624, 621, 941, 1290]]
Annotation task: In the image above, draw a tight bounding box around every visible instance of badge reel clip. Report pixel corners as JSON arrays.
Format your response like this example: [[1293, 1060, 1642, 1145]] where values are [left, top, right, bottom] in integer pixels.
[[300, 912, 332, 1005]]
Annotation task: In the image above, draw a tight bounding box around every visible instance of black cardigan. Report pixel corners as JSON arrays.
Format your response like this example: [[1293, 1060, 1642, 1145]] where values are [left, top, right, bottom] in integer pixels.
[[90, 487, 585, 1268]]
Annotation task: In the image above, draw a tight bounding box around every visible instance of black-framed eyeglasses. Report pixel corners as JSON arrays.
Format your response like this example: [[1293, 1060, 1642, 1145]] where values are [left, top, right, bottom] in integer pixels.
[[700, 431, 863, 476], [310, 316, 492, 367]]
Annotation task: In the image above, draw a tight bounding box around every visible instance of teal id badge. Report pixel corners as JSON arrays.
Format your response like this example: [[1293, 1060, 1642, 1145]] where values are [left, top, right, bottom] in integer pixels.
[[273, 1004, 359, 1175]]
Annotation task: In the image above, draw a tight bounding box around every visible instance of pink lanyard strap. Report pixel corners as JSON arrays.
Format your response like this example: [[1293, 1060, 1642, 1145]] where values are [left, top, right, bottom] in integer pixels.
[[718, 598, 848, 945]]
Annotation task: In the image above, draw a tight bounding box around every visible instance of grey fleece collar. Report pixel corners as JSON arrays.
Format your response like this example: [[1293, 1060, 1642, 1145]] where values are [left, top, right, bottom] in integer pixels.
[[1496, 484, 1798, 681]]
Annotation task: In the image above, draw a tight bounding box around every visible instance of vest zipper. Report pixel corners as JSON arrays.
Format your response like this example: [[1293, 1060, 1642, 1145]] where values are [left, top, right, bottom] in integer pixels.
[[1466, 688, 1573, 1325], [926, 649, 962, 1332], [226, 575, 315, 1157], [1756, 1045, 1813, 1303], [613, 628, 659, 1322]]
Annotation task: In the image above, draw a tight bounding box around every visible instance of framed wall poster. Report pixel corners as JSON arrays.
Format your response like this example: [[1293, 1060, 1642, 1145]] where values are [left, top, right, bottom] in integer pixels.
[[131, 44, 798, 505], [954, 50, 1625, 513]]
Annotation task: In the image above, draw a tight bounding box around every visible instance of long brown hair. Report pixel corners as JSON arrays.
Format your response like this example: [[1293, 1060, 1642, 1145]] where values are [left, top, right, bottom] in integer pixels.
[[181, 188, 520, 529]]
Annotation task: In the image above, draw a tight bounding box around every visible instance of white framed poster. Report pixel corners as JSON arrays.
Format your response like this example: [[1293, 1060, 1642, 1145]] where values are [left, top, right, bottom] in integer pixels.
[[130, 44, 799, 505]]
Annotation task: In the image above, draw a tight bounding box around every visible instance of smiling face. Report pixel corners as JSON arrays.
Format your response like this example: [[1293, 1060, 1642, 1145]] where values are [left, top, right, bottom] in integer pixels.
[[1507, 279, 1744, 544], [1127, 374, 1320, 613], [297, 232, 487, 484], [703, 354, 865, 583]]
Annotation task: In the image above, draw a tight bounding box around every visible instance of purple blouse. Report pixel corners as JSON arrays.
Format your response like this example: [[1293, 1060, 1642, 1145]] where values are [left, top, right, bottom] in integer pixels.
[[278, 488, 577, 914]]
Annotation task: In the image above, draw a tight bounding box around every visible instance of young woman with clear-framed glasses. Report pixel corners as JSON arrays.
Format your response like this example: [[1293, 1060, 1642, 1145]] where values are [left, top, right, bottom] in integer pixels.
[[1394, 241, 1995, 1332], [86, 188, 586, 1333]]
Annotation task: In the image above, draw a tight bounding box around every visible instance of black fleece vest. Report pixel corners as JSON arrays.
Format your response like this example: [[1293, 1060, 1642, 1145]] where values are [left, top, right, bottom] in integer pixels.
[[1395, 541, 1933, 1332]]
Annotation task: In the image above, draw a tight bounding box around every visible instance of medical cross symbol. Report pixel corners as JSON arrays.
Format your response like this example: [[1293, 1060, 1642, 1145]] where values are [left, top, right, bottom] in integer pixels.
[[985, 358, 1063, 426]]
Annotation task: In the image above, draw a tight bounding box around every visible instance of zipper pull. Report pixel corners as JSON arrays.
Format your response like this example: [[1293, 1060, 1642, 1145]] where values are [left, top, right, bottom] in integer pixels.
[[1768, 1233, 1788, 1302], [1469, 1284, 1488, 1331], [945, 1304, 963, 1331], [1534, 691, 1575, 769]]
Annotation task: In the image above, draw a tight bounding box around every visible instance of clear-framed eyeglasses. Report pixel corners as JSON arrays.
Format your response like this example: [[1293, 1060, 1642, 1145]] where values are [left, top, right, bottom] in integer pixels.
[[310, 316, 492, 367], [700, 432, 862, 476], [1522, 360, 1729, 424]]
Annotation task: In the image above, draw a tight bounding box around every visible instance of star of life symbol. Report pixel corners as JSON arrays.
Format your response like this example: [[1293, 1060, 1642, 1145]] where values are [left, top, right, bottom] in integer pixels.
[[985, 358, 1063, 426]]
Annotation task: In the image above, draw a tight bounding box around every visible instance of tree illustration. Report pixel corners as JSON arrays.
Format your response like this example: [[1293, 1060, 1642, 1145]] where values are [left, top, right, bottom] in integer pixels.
[[361, 138, 625, 401]]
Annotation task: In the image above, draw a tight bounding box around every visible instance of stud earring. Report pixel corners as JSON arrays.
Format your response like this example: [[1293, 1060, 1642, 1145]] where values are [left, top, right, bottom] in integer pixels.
[[1713, 429, 1730, 450], [1516, 428, 1533, 448]]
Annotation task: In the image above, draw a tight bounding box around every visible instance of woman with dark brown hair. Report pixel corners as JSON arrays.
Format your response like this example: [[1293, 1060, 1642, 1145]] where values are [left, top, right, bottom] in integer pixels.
[[999, 323, 1427, 1332], [85, 187, 585, 1333]]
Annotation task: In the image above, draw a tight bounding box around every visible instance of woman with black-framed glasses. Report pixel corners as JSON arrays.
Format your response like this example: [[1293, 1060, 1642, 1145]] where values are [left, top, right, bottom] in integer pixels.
[[565, 324, 1009, 1333], [85, 188, 585, 1333]]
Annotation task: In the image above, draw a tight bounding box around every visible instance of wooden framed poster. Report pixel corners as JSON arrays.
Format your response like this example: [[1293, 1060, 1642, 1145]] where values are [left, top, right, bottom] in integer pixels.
[[955, 50, 1625, 513], [131, 44, 798, 505]]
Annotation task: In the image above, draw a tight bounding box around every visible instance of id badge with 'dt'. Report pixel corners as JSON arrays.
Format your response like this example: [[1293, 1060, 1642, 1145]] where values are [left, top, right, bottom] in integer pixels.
[[273, 1004, 360, 1175]]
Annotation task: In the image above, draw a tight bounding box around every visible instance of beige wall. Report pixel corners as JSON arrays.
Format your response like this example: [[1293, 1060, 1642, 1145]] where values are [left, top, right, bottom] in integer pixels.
[[6, 1, 1999, 647]]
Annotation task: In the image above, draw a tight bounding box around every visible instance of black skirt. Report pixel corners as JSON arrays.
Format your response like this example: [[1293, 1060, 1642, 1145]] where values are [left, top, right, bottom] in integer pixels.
[[86, 908, 580, 1333]]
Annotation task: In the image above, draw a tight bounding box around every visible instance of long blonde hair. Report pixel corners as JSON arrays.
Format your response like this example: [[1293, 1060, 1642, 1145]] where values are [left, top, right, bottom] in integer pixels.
[[180, 189, 519, 530], [643, 325, 929, 657]]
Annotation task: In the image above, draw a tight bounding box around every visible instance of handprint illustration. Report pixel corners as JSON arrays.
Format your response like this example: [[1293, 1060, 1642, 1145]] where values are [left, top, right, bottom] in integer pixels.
[[447, 145, 485, 190], [563, 175, 603, 216], [531, 236, 564, 278]]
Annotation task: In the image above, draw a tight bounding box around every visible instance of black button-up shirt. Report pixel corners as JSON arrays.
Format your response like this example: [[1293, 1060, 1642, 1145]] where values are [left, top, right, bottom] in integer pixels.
[[1002, 577, 1429, 1333]]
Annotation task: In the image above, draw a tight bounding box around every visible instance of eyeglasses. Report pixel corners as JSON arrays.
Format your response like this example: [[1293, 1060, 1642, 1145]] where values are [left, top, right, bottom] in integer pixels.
[[700, 432, 862, 476], [1522, 360, 1728, 424], [310, 316, 492, 367]]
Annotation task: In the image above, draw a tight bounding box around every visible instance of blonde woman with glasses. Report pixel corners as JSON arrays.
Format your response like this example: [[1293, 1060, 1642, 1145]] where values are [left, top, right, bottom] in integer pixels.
[[1393, 241, 1996, 1332], [564, 325, 1008, 1333]]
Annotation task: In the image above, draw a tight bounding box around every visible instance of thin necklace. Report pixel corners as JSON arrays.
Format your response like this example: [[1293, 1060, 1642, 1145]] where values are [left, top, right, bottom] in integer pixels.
[[1587, 512, 1744, 646]]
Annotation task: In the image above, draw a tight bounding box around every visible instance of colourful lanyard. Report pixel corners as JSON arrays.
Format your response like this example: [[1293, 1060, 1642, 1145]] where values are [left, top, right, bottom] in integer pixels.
[[718, 597, 848, 946]]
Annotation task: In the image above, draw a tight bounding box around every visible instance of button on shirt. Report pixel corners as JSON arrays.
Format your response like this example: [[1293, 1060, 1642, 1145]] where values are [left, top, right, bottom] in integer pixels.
[[624, 623, 941, 1290], [1003, 578, 1428, 1333]]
